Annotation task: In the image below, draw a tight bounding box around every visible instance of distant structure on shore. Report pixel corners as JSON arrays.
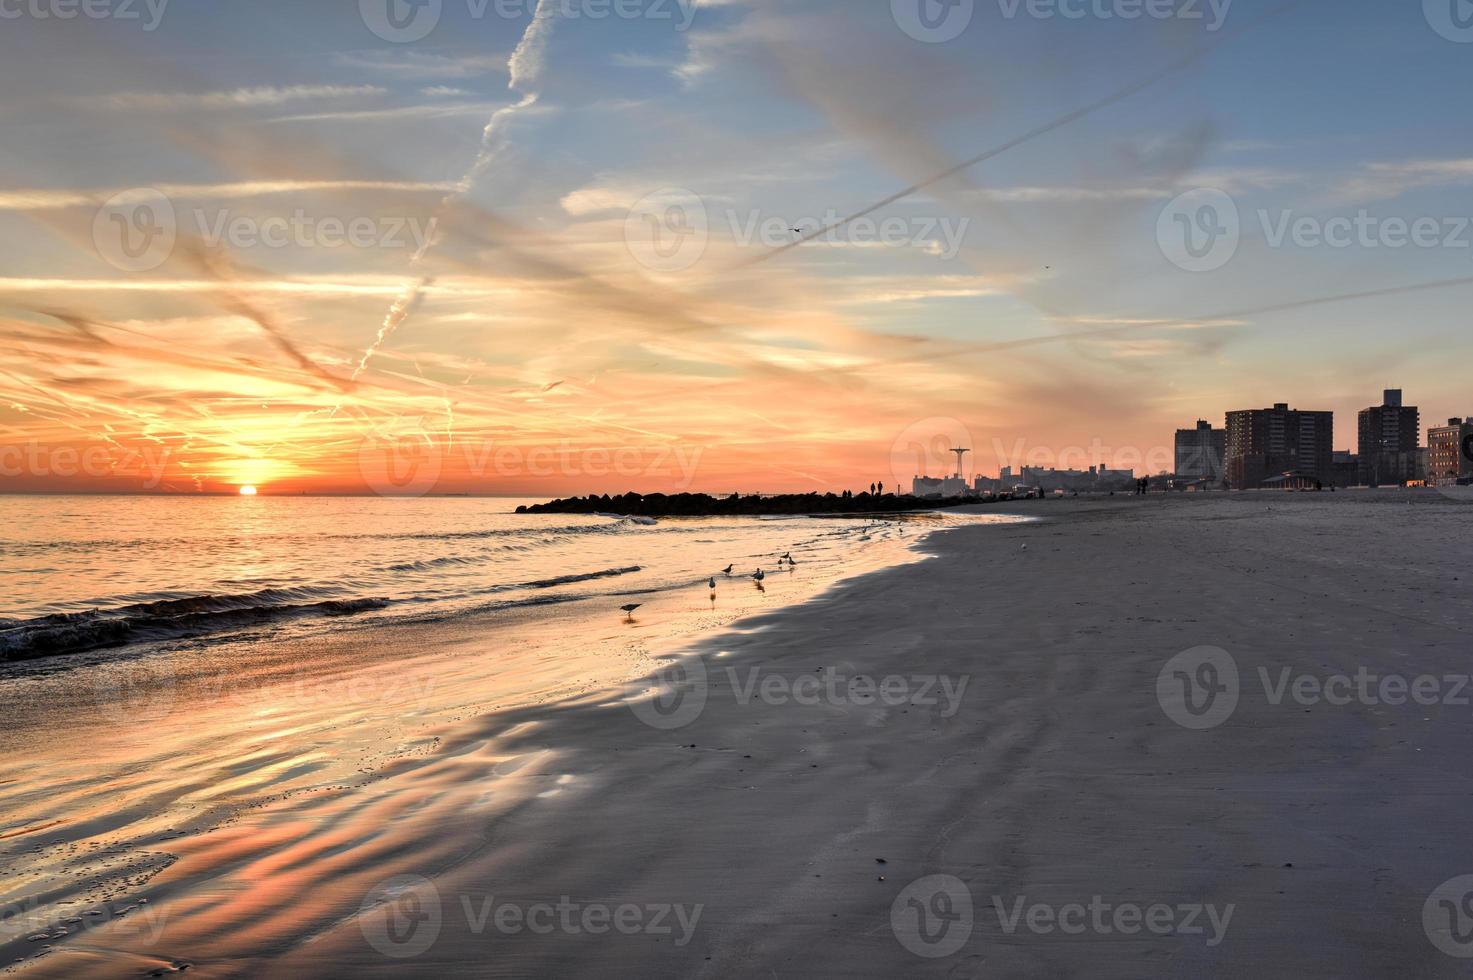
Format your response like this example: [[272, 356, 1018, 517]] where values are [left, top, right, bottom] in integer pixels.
[[1175, 420, 1226, 485], [908, 384, 1469, 500], [1174, 386, 1468, 491], [912, 474, 970, 498], [1428, 417, 1473, 487], [910, 459, 1136, 499], [912, 448, 973, 498], [1224, 403, 1335, 490], [1358, 389, 1421, 487]]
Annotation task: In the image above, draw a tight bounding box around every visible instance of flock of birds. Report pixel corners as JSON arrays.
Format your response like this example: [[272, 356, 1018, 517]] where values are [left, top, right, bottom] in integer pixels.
[[618, 521, 910, 622], [620, 552, 803, 621]]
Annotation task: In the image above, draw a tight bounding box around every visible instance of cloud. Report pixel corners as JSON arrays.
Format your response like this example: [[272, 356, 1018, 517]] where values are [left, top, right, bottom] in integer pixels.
[[559, 185, 639, 216], [99, 85, 386, 112], [421, 86, 472, 97], [835, 276, 1006, 305], [269, 103, 505, 125], [0, 180, 456, 212], [611, 52, 678, 69], [1331, 158, 1473, 203], [332, 51, 509, 79]]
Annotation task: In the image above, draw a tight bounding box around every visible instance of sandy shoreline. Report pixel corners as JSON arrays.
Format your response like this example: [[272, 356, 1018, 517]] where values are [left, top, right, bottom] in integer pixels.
[[9, 492, 1473, 977]]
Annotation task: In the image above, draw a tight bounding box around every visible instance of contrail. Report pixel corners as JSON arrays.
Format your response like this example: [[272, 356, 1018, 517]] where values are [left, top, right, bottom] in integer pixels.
[[733, 0, 1307, 270], [350, 0, 561, 384]]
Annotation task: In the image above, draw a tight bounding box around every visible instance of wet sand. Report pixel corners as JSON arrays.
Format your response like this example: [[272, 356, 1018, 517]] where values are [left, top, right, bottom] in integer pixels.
[[7, 493, 1473, 977]]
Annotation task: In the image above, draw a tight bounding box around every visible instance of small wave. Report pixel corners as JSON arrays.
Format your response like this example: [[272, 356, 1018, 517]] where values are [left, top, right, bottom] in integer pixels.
[[0, 595, 390, 662], [0, 520, 636, 557], [385, 555, 484, 573], [519, 566, 642, 590]]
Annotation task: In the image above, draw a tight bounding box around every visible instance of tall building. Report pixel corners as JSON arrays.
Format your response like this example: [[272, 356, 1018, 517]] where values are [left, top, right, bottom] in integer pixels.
[[1357, 389, 1421, 486], [1224, 403, 1334, 490], [1174, 420, 1226, 482], [1330, 451, 1361, 488], [1428, 418, 1473, 487]]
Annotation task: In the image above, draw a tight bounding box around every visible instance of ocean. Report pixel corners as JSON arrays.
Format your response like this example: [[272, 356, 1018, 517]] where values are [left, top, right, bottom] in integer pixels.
[[0, 495, 978, 664]]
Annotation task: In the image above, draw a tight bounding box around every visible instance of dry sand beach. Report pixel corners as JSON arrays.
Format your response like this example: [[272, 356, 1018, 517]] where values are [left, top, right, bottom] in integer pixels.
[[7, 492, 1473, 978]]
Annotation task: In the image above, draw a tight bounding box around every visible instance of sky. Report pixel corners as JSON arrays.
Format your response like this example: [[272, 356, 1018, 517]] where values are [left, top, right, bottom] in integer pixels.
[[1, 0, 1470, 495]]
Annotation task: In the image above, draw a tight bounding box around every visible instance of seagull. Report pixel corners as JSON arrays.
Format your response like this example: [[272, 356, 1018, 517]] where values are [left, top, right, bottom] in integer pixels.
[[722, 564, 733, 575], [752, 569, 766, 582], [781, 552, 792, 562], [621, 603, 642, 621], [708, 577, 717, 589], [787, 557, 798, 567]]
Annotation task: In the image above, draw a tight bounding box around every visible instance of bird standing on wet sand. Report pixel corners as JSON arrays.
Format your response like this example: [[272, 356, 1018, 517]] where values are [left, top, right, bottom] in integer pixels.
[[722, 564, 733, 575], [752, 568, 766, 582], [708, 577, 717, 589], [621, 603, 642, 621]]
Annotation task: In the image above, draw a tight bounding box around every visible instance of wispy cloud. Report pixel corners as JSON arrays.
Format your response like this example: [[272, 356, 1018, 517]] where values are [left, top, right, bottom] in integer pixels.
[[0, 180, 456, 212], [1332, 158, 1473, 203], [268, 103, 505, 125], [835, 276, 1005, 305], [333, 51, 509, 79], [99, 85, 386, 112], [611, 52, 678, 69]]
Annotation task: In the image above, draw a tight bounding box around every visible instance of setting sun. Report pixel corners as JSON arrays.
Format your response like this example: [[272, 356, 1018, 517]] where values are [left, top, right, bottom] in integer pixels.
[[238, 486, 257, 496]]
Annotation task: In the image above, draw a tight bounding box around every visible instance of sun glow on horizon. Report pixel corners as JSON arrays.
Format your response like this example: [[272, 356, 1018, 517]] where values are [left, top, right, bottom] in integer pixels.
[[238, 485, 258, 496]]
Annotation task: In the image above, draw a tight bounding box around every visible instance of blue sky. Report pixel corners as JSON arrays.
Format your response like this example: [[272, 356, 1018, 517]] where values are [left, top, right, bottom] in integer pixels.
[[1, 0, 1470, 492]]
